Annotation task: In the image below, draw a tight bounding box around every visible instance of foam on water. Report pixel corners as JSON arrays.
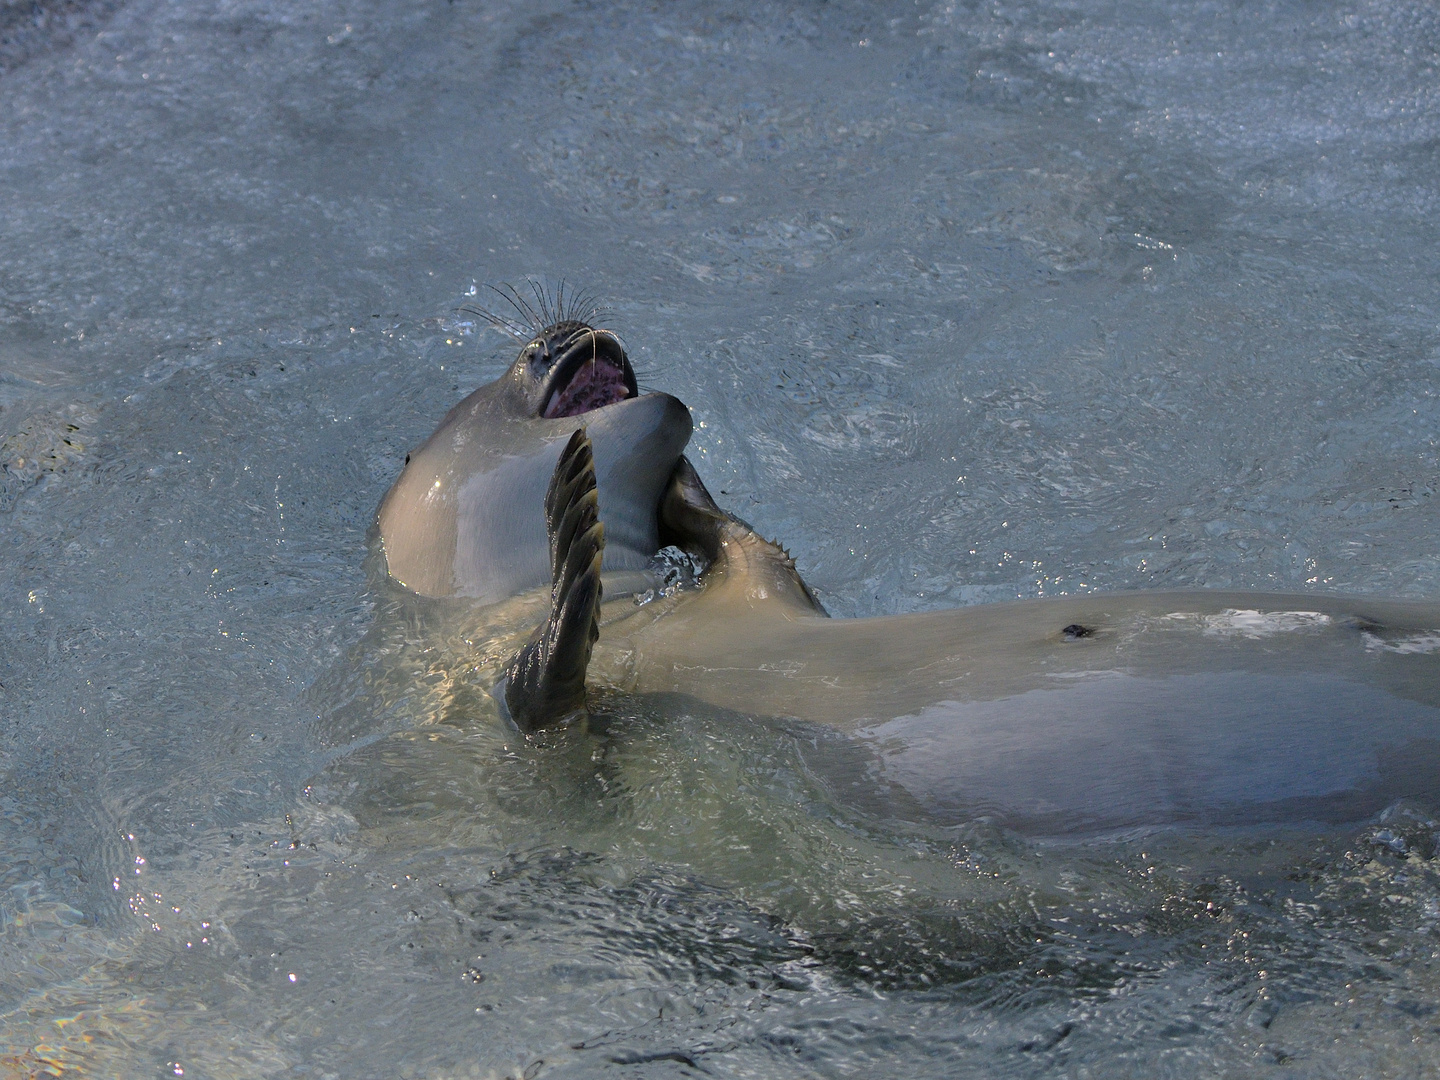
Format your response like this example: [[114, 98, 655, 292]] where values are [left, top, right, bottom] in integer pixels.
[[2, 0, 1439, 1075]]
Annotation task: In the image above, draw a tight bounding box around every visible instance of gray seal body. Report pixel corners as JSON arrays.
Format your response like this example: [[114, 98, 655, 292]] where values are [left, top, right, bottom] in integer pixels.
[[377, 316, 1440, 836], [377, 319, 692, 603]]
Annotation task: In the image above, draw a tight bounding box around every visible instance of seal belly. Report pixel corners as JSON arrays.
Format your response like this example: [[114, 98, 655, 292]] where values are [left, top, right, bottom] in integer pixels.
[[376, 449, 462, 598], [600, 582, 1440, 833], [379, 390, 692, 602], [855, 671, 1440, 833], [451, 448, 558, 604]]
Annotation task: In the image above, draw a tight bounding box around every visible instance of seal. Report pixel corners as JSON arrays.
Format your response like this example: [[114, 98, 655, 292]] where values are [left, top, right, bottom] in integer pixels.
[[379, 303, 1440, 833], [377, 293, 692, 604]]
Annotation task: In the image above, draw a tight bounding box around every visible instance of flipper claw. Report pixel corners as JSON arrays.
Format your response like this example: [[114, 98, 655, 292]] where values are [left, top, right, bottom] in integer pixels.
[[500, 429, 605, 731]]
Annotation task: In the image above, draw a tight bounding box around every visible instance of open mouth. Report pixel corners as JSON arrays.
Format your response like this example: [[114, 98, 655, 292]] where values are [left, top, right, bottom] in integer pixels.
[[541, 329, 638, 419]]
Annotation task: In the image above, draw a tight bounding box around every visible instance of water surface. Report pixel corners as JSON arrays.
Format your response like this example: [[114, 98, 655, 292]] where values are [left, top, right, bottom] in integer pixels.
[[2, 0, 1439, 1075]]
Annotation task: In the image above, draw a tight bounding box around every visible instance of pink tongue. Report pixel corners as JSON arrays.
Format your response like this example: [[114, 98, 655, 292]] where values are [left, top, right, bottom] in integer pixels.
[[544, 359, 629, 418]]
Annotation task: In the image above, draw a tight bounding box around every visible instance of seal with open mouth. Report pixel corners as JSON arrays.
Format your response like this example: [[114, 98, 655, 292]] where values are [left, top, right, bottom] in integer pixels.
[[377, 306, 692, 606], [378, 296, 1440, 834]]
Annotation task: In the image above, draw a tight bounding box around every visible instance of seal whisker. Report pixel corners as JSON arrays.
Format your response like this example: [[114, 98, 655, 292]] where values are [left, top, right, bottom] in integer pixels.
[[528, 278, 555, 328], [488, 283, 543, 336], [470, 279, 615, 341], [487, 283, 526, 326], [553, 278, 570, 328], [564, 286, 607, 328], [459, 303, 529, 341]]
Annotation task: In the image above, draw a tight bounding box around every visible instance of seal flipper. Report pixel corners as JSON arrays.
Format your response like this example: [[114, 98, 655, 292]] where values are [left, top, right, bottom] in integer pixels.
[[499, 429, 605, 731], [660, 456, 827, 617]]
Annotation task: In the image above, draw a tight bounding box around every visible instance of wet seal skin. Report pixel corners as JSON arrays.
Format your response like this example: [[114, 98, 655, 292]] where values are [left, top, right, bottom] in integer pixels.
[[376, 285, 691, 605], [378, 288, 1440, 835]]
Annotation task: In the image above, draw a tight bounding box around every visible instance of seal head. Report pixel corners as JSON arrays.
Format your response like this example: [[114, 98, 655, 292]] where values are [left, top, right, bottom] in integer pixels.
[[504, 320, 639, 419], [377, 318, 692, 603]]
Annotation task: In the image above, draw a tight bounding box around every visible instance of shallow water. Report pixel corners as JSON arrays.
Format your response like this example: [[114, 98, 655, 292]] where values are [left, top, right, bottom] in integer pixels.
[[2, 0, 1439, 1076]]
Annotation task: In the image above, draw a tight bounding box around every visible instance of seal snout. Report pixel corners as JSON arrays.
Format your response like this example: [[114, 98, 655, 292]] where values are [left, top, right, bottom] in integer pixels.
[[541, 327, 638, 419]]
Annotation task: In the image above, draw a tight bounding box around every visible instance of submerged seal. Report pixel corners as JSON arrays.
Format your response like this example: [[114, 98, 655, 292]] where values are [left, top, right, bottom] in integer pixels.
[[379, 305, 1440, 834]]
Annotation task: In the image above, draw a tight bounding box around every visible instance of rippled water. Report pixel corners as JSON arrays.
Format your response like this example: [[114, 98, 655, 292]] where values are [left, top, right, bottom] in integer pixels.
[[2, 0, 1439, 1075]]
